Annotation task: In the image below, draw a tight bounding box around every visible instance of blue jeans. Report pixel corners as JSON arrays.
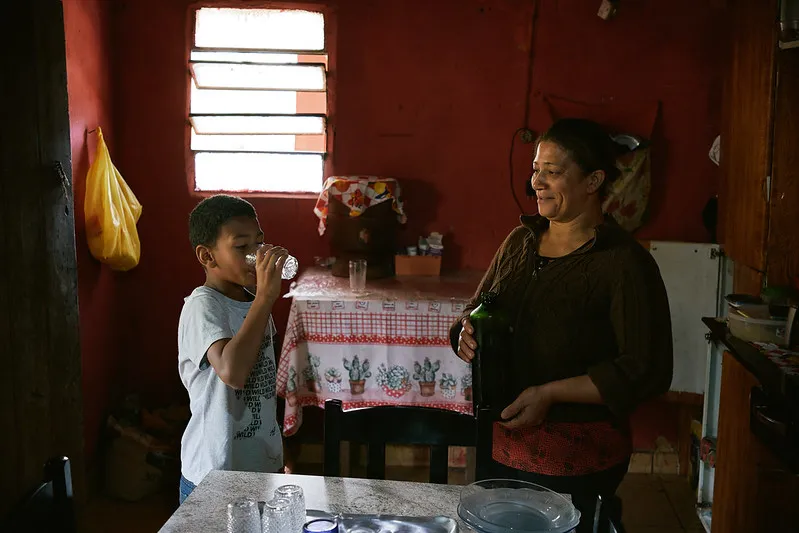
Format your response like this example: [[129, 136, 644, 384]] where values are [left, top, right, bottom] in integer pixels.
[[179, 475, 196, 505]]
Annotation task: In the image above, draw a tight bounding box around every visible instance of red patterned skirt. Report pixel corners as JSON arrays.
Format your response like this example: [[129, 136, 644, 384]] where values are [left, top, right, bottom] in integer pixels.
[[492, 420, 632, 476]]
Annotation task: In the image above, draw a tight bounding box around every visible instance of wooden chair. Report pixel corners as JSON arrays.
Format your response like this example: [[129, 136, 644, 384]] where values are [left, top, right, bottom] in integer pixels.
[[323, 399, 494, 483], [3, 456, 76, 533]]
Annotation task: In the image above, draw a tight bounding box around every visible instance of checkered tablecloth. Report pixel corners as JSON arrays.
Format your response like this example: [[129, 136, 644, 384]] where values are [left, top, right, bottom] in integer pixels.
[[276, 268, 482, 436]]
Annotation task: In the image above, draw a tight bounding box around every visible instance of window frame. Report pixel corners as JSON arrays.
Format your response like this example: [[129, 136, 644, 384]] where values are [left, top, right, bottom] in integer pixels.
[[184, 1, 336, 199]]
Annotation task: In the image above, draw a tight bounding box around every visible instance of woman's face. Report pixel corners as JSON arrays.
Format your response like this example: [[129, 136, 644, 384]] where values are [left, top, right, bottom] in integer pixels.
[[531, 141, 602, 222]]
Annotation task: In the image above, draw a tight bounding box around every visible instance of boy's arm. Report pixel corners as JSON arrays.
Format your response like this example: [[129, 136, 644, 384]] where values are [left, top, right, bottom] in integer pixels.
[[206, 295, 274, 390], [207, 245, 286, 390]]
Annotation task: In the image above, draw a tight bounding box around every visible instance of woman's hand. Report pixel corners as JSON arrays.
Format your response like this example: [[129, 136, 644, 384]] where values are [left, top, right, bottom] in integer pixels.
[[456, 317, 477, 362], [499, 385, 553, 429]]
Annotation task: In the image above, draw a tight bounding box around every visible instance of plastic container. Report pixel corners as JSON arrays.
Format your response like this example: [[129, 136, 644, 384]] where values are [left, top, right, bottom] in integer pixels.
[[303, 518, 338, 533], [728, 309, 787, 344], [727, 303, 769, 319]]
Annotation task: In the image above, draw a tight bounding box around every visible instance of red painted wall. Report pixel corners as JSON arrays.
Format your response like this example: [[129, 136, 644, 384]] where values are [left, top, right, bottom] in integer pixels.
[[333, 0, 723, 270], [526, 0, 722, 246], [108, 0, 722, 450], [63, 0, 121, 461], [112, 0, 325, 403]]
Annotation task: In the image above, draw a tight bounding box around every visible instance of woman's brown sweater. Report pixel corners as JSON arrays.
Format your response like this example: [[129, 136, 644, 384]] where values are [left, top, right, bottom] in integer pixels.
[[450, 214, 673, 424]]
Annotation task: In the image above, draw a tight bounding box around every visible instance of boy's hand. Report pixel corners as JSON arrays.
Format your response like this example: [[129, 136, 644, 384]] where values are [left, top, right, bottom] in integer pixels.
[[255, 245, 288, 306]]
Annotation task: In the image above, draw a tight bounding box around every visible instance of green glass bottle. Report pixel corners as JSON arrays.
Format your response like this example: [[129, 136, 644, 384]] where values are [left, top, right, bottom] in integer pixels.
[[469, 291, 512, 417]]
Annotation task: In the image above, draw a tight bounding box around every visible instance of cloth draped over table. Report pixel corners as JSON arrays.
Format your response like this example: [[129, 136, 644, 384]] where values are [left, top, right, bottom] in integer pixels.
[[313, 176, 407, 235]]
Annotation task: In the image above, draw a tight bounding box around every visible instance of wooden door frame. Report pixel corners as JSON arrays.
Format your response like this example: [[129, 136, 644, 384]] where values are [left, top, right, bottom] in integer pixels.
[[0, 0, 85, 514]]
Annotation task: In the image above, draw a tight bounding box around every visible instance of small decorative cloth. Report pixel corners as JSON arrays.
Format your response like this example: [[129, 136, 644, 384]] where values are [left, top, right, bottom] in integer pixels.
[[313, 176, 406, 235]]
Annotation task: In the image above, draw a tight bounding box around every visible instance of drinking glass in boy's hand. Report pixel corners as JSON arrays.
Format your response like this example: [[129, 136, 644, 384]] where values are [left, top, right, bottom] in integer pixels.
[[246, 245, 299, 281], [253, 244, 288, 306]]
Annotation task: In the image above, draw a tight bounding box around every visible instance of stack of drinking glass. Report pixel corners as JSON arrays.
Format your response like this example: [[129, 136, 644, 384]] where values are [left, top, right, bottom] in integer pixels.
[[227, 484, 336, 533]]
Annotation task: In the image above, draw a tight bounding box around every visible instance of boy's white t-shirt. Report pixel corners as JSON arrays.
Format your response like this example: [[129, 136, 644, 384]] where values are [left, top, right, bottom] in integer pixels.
[[178, 286, 283, 484]]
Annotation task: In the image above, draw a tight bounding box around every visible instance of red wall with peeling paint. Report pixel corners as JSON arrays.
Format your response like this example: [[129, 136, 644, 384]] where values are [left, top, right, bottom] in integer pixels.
[[64, 0, 122, 460]]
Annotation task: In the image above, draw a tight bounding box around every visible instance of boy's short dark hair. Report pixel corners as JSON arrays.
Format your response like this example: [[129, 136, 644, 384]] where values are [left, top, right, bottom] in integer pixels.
[[189, 195, 257, 249]]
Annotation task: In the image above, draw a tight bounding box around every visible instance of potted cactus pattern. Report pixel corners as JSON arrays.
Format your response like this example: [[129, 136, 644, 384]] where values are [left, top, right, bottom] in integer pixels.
[[303, 354, 322, 392], [286, 367, 298, 406], [377, 363, 412, 398], [439, 373, 457, 400], [343, 355, 371, 395], [461, 372, 473, 401], [413, 357, 441, 397], [324, 367, 342, 393]]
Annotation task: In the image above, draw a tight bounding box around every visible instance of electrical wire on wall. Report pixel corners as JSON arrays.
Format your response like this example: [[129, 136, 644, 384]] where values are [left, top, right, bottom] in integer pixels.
[[509, 128, 534, 214], [509, 0, 540, 215]]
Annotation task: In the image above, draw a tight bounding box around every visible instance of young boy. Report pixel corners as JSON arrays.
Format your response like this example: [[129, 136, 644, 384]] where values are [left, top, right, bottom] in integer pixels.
[[178, 195, 288, 504]]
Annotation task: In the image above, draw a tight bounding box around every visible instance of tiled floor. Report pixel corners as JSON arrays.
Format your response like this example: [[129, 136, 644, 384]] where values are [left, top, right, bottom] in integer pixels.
[[80, 469, 704, 533]]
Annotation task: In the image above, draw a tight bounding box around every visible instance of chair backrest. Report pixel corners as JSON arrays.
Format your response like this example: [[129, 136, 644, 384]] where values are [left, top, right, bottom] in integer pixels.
[[323, 399, 494, 483], [2, 456, 75, 533]]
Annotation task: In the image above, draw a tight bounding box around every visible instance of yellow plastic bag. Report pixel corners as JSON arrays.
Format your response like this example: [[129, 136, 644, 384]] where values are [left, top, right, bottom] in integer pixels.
[[85, 127, 142, 271]]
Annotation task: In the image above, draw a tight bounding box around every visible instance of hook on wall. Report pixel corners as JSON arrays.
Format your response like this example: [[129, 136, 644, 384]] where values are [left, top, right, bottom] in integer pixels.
[[597, 0, 618, 20]]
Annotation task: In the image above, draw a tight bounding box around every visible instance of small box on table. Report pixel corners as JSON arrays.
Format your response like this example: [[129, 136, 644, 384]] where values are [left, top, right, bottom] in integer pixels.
[[394, 255, 441, 276]]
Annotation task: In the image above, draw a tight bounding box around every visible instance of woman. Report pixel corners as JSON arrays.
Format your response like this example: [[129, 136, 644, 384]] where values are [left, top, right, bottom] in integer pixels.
[[452, 118, 672, 532]]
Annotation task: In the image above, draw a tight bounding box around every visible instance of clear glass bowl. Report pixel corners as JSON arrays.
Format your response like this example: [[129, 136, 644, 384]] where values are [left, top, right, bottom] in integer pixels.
[[457, 479, 581, 533]]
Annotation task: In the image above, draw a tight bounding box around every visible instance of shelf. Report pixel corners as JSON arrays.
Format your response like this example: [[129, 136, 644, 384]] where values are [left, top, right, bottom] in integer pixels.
[[702, 317, 799, 408], [779, 40, 799, 50]]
